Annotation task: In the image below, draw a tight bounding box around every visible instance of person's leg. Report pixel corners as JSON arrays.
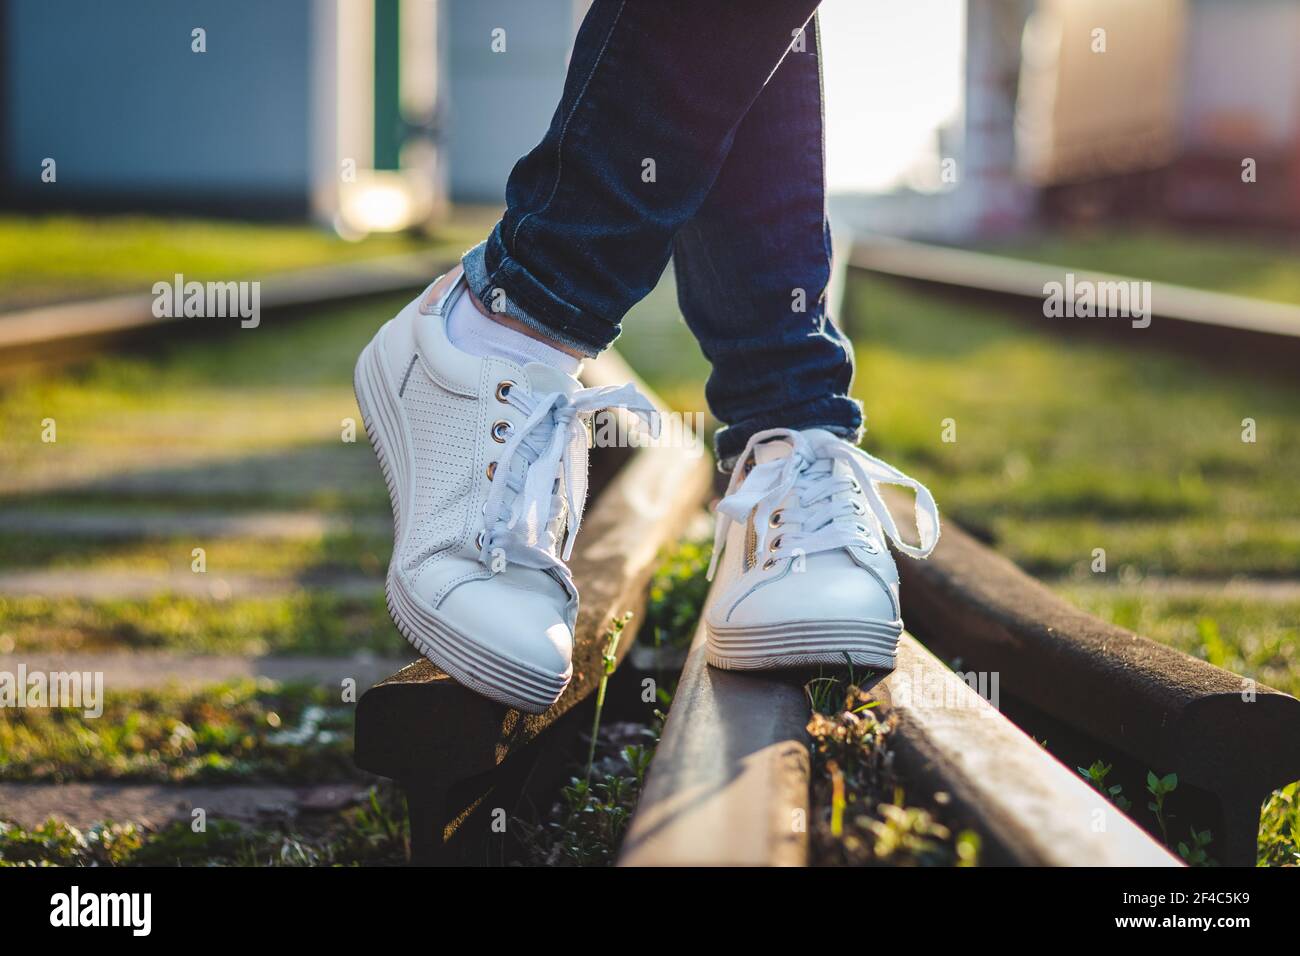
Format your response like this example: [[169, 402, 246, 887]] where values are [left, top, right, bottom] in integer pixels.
[[672, 14, 860, 464], [360, 1, 833, 712], [661, 18, 940, 674], [461, 0, 822, 357]]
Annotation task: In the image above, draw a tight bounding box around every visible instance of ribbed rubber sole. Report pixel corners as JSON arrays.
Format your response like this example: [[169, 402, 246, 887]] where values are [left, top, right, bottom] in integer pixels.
[[705, 618, 901, 672], [353, 329, 570, 714]]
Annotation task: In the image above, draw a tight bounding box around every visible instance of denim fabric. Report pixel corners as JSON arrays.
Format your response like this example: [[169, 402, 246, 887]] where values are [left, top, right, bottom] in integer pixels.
[[461, 0, 862, 461]]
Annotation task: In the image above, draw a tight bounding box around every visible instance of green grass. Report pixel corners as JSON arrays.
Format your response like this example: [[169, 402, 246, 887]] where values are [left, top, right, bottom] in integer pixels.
[[847, 275, 1300, 580], [643, 537, 712, 652], [0, 293, 412, 509], [513, 722, 658, 867], [0, 784, 408, 866], [842, 271, 1300, 863], [0, 680, 356, 784], [846, 271, 1300, 699], [0, 213, 488, 311], [1058, 587, 1300, 697], [975, 228, 1300, 306], [0, 592, 393, 655], [0, 530, 389, 577], [0, 291, 414, 657], [1259, 782, 1300, 867], [993, 516, 1300, 579], [805, 671, 979, 867], [616, 270, 710, 415]]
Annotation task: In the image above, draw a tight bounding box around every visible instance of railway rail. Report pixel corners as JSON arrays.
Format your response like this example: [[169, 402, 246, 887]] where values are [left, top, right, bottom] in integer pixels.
[[847, 236, 1300, 372]]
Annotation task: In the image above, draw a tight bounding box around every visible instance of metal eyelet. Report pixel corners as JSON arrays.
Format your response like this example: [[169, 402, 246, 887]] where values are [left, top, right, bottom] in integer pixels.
[[768, 509, 784, 528], [491, 420, 513, 443], [851, 500, 865, 515], [850, 478, 862, 493], [495, 380, 515, 403], [475, 530, 486, 549], [769, 535, 783, 552], [486, 461, 497, 481], [762, 557, 776, 571]]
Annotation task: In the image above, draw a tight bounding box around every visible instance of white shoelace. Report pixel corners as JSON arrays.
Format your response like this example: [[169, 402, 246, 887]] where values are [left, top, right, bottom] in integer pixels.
[[480, 382, 659, 575], [707, 428, 940, 580]]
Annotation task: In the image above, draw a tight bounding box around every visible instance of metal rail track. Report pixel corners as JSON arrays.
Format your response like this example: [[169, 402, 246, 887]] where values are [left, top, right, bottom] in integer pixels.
[[890, 501, 1300, 867], [837, 243, 1300, 863], [620, 585, 1180, 867], [0, 251, 448, 366], [621, 499, 1298, 866], [847, 236, 1300, 371]]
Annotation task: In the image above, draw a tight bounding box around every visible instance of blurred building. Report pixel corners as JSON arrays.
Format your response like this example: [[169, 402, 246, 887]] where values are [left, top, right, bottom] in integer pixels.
[[1171, 0, 1300, 226], [5, 0, 1295, 236], [0, 0, 587, 231], [829, 0, 1037, 243], [1017, 0, 1300, 228]]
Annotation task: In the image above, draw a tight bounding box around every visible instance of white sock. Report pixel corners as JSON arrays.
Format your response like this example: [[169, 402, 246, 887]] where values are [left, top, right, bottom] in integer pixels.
[[446, 288, 582, 375]]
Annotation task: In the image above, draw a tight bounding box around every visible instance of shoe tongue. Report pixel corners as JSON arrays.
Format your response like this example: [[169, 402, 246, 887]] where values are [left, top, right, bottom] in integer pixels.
[[753, 438, 794, 465], [524, 361, 580, 398]]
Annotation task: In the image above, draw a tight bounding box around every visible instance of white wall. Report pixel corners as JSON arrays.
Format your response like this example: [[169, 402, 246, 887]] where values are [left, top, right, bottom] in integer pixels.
[[1182, 0, 1300, 149]]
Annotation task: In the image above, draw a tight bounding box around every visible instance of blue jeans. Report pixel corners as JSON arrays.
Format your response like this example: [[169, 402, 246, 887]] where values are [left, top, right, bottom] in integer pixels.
[[462, 0, 860, 462]]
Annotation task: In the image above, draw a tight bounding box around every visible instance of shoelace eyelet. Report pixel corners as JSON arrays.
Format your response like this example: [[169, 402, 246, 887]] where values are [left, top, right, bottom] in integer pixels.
[[769, 535, 783, 552], [762, 557, 776, 571], [491, 420, 513, 443], [768, 509, 784, 528], [475, 530, 486, 550], [851, 500, 865, 515], [495, 381, 515, 403], [486, 461, 497, 481]]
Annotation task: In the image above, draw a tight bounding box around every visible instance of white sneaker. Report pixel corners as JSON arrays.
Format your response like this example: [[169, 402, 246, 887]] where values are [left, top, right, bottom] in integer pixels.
[[704, 428, 940, 671], [353, 273, 656, 712]]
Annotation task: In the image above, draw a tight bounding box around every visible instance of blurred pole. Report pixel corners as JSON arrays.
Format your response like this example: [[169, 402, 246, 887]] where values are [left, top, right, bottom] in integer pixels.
[[374, 0, 402, 171], [961, 0, 1034, 236], [310, 0, 376, 230], [400, 0, 448, 223]]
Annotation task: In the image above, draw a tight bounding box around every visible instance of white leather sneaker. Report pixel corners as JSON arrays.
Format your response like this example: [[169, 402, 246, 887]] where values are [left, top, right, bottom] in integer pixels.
[[705, 428, 940, 671], [353, 273, 656, 712]]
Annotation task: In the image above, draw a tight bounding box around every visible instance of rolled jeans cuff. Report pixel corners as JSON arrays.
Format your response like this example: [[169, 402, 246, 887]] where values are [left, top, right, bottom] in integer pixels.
[[461, 230, 611, 358], [714, 396, 864, 469]]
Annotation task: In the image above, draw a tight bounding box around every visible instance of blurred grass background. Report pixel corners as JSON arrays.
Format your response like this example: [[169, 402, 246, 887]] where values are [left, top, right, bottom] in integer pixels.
[[0, 212, 493, 311], [976, 230, 1300, 306]]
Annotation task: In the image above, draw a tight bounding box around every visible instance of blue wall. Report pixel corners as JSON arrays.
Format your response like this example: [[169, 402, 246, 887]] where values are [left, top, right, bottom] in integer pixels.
[[4, 0, 314, 210], [444, 0, 574, 203], [1, 0, 581, 214]]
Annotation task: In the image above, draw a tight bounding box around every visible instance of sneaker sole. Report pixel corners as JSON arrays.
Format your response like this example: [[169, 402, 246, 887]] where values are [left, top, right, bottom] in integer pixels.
[[353, 327, 570, 714], [705, 618, 902, 672]]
